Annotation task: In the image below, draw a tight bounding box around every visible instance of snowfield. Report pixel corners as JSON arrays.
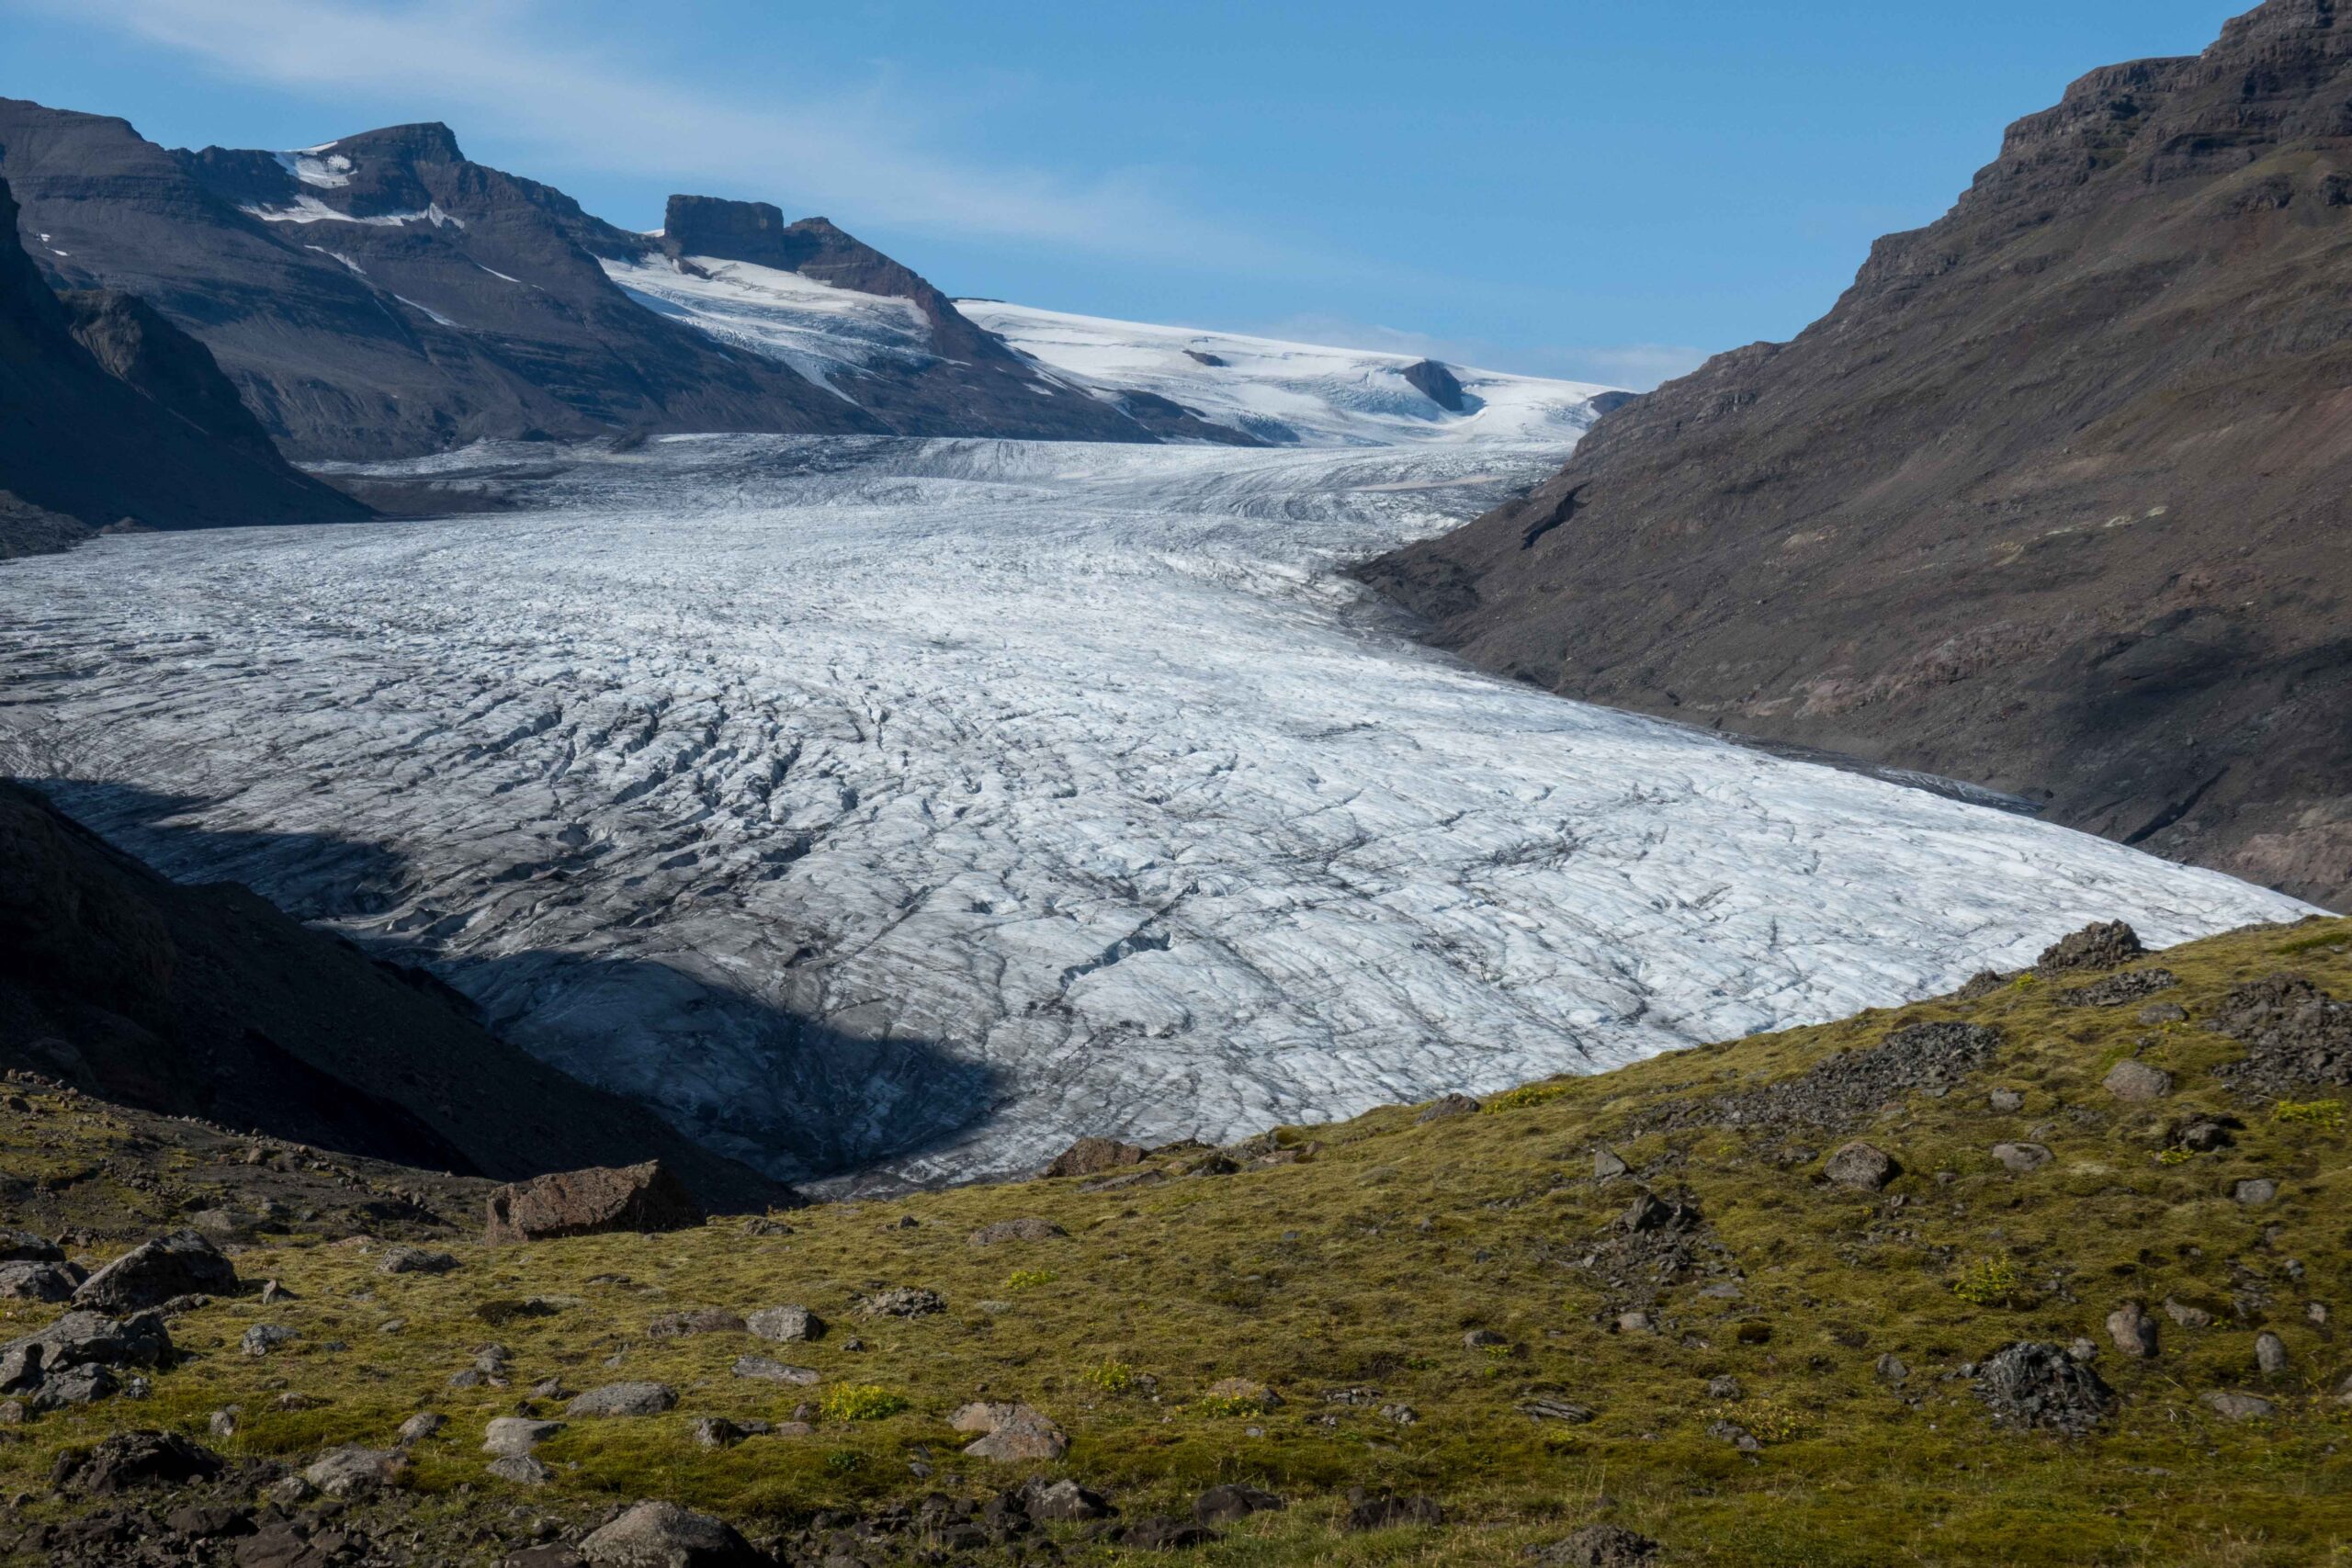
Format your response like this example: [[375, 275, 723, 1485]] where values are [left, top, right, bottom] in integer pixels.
[[0, 434, 2312, 1190]]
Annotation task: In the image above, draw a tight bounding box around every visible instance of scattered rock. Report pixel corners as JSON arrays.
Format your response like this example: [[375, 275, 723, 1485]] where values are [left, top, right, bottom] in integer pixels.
[[50, 1430, 223, 1495], [745, 1304, 825, 1342], [2200, 1390, 2276, 1422], [1464, 1329, 1510, 1350], [948, 1401, 1068, 1461], [1620, 1191, 1699, 1234], [1972, 1341, 2116, 1435], [1024, 1477, 1114, 1522], [2178, 1121, 2234, 1152], [2105, 1303, 2159, 1359], [646, 1309, 747, 1337], [968, 1217, 1067, 1247], [1518, 1396, 1597, 1424], [1708, 1417, 1761, 1450], [396, 1412, 445, 1444], [379, 1247, 459, 1275], [1193, 1483, 1283, 1526], [2208, 973, 2352, 1098], [302, 1445, 405, 1497], [1706, 1374, 1744, 1400], [2138, 1002, 2189, 1024], [1204, 1376, 1283, 1410], [2058, 969, 2179, 1009], [489, 1453, 553, 1487], [2102, 1059, 2175, 1101], [690, 1416, 753, 1449], [732, 1355, 820, 1384], [4, 1308, 171, 1375], [580, 1499, 764, 1567], [1592, 1147, 1629, 1181], [2233, 1179, 2278, 1206], [2165, 1297, 2214, 1329], [1108, 1517, 1221, 1551], [1343, 1487, 1445, 1531], [484, 1417, 565, 1456], [208, 1406, 240, 1439], [73, 1230, 237, 1314], [855, 1287, 944, 1320], [1873, 1353, 1909, 1384], [484, 1162, 703, 1245], [0, 1260, 78, 1303], [567, 1382, 678, 1418], [1992, 1142, 2052, 1173], [1527, 1523, 1662, 1566], [1042, 1137, 1144, 1179], [2254, 1332, 2289, 1375], [1416, 1092, 1482, 1122], [1987, 1089, 2025, 1113], [1822, 1140, 1897, 1190], [2035, 920, 2144, 975], [0, 1230, 63, 1264], [241, 1323, 297, 1358]]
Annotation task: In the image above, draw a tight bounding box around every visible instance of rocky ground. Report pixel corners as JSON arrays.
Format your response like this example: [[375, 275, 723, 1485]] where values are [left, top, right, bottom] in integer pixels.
[[0, 915, 2346, 1565]]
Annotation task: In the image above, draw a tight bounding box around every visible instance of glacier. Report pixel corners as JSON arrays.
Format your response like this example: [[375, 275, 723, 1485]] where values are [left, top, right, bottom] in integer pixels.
[[0, 432, 2313, 1191]]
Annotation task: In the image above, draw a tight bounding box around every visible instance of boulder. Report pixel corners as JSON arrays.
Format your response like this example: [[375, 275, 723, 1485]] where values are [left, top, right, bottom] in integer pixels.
[[484, 1162, 702, 1244], [74, 1231, 237, 1313], [854, 1287, 944, 1319], [2165, 1297, 2215, 1329], [396, 1412, 445, 1444], [1415, 1092, 1482, 1122], [1822, 1140, 1897, 1190], [1529, 1524, 1662, 1566], [1971, 1341, 2116, 1435], [2034, 920, 2145, 975], [1043, 1136, 1145, 1179], [2254, 1331, 2289, 1375], [489, 1453, 553, 1487], [731, 1355, 820, 1384], [968, 1217, 1067, 1247], [0, 1260, 77, 1302], [302, 1445, 405, 1497], [379, 1247, 459, 1275], [2201, 1390, 2276, 1422], [2105, 1302, 2159, 1359], [580, 1500, 764, 1567], [1194, 1483, 1283, 1526], [1343, 1487, 1445, 1530], [1023, 1477, 1113, 1521], [1592, 1146, 1629, 1181], [1991, 1142, 2052, 1173], [483, 1417, 564, 1457], [241, 1324, 297, 1358], [2101, 1060, 2174, 1101], [50, 1430, 222, 1495], [745, 1304, 824, 1342], [949, 1400, 1068, 1461], [2233, 1179, 2277, 1206], [4, 1308, 171, 1371], [567, 1382, 677, 1418], [1987, 1088, 2025, 1112], [0, 1230, 62, 1264]]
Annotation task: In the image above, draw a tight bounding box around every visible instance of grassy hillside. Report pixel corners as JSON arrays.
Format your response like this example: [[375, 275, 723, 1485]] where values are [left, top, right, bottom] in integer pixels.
[[3, 915, 2348, 1566]]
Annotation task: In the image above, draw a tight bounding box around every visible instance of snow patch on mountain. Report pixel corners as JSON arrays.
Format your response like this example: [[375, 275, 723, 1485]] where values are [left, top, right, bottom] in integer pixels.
[[605, 254, 939, 394], [961, 301, 1612, 447]]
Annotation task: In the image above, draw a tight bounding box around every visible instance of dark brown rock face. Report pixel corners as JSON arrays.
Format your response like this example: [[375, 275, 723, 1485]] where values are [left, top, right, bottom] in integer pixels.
[[0, 174, 367, 536], [1363, 0, 2352, 908], [484, 1161, 704, 1244]]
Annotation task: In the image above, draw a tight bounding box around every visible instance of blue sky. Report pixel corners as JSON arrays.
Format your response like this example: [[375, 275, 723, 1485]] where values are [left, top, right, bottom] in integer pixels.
[[6, 0, 2239, 386]]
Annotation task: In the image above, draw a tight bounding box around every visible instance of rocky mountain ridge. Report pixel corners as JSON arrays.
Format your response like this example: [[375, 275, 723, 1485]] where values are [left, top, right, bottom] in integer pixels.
[[1363, 0, 2352, 910]]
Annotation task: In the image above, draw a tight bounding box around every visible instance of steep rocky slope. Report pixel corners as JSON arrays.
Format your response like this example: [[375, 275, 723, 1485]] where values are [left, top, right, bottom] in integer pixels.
[[1364, 0, 2352, 911], [0, 913, 2343, 1565], [0, 175, 365, 548], [0, 781, 791, 1214]]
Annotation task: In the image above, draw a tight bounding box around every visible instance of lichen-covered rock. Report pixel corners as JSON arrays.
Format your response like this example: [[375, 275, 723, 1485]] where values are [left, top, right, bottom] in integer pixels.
[[2101, 1059, 2174, 1100], [484, 1161, 702, 1244], [302, 1445, 405, 1497], [567, 1382, 677, 1417], [1822, 1139, 1896, 1190]]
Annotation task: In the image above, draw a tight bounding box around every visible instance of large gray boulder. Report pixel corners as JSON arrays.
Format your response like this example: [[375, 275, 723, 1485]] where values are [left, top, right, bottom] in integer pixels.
[[73, 1231, 236, 1313], [580, 1500, 765, 1567]]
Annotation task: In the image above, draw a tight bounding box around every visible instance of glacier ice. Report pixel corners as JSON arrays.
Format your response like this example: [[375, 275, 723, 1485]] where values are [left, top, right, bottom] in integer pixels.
[[0, 434, 2312, 1190]]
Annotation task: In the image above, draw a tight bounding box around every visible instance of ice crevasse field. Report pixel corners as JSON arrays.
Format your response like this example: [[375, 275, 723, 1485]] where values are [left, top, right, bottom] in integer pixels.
[[0, 317, 2314, 1191]]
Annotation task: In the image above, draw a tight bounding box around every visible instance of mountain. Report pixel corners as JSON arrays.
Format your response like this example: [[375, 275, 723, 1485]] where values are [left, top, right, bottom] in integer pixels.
[[596, 196, 1250, 445], [959, 300, 1615, 447], [2, 909, 2345, 1563], [0, 779, 791, 1213], [0, 174, 366, 551], [1363, 0, 2352, 911], [0, 100, 1267, 458]]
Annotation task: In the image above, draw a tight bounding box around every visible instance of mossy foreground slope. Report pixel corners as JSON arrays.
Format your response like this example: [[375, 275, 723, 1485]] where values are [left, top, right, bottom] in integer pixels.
[[3, 918, 2349, 1566]]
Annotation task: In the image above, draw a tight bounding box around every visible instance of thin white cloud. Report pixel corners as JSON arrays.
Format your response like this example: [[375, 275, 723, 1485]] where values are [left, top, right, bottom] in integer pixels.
[[35, 0, 1279, 265], [1250, 312, 1711, 390]]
